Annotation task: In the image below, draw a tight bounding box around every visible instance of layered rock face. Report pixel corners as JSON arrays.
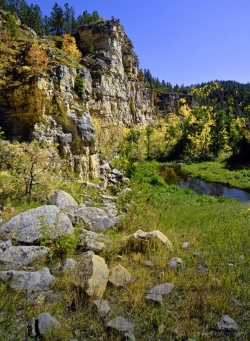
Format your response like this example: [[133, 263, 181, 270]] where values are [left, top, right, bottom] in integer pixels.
[[0, 64, 99, 178], [0, 19, 154, 178], [155, 90, 195, 113], [76, 19, 154, 125]]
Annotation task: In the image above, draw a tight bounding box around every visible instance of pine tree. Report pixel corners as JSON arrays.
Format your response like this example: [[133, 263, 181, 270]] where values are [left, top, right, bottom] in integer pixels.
[[49, 3, 64, 35], [0, 0, 8, 10], [63, 2, 75, 34]]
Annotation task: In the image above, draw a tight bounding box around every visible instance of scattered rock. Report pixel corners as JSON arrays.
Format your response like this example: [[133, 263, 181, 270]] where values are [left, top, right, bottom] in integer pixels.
[[197, 265, 208, 273], [100, 162, 111, 174], [122, 188, 132, 194], [75, 207, 115, 233], [81, 181, 101, 190], [168, 257, 183, 269], [72, 254, 109, 298], [144, 260, 154, 267], [102, 202, 118, 219], [158, 324, 165, 335], [0, 246, 48, 270], [111, 168, 123, 179], [49, 190, 78, 215], [0, 205, 73, 245], [126, 230, 172, 251], [193, 250, 201, 257], [101, 194, 115, 201], [217, 315, 240, 332], [93, 299, 111, 319], [146, 293, 162, 304], [0, 267, 56, 293], [149, 283, 174, 296], [36, 312, 61, 335], [81, 230, 109, 253], [108, 264, 132, 287], [182, 242, 190, 249], [60, 258, 77, 273], [107, 316, 134, 333]]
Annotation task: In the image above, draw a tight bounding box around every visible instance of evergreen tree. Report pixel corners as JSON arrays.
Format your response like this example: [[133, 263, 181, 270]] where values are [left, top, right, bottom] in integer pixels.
[[63, 2, 75, 34], [0, 0, 8, 10], [49, 3, 64, 35]]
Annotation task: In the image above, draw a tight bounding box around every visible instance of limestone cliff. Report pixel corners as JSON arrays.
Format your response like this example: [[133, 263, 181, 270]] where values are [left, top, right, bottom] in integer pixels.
[[0, 17, 154, 178], [75, 19, 153, 126]]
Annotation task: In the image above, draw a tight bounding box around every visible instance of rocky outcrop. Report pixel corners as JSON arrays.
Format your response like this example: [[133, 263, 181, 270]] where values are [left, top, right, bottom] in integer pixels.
[[155, 90, 195, 113], [0, 19, 154, 179], [76, 20, 154, 127]]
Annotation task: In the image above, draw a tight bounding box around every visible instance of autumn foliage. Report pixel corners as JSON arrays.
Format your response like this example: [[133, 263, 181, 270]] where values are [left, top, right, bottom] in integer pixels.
[[62, 34, 82, 60], [26, 42, 48, 71]]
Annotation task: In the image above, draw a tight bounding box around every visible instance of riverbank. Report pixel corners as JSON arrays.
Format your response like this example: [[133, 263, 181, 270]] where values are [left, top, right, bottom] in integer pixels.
[[1, 161, 250, 340], [181, 161, 250, 192]]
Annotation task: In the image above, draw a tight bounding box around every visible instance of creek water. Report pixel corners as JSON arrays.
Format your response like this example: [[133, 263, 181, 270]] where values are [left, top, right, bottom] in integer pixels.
[[160, 165, 250, 201]]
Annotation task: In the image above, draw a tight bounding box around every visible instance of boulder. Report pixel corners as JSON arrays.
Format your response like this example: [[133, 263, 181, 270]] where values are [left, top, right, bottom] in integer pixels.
[[0, 267, 56, 293], [126, 230, 172, 252], [72, 254, 109, 298], [0, 205, 73, 245], [0, 246, 48, 270], [93, 299, 111, 319], [81, 230, 109, 253], [102, 202, 118, 219], [49, 190, 78, 215], [108, 264, 132, 287], [75, 207, 114, 233]]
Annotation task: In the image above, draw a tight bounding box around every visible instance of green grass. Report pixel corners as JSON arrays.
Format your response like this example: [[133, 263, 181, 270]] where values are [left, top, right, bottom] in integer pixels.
[[1, 161, 250, 340], [182, 161, 250, 191]]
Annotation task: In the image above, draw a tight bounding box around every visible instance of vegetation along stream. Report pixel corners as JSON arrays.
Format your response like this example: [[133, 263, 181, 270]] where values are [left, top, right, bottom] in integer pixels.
[[160, 164, 250, 201]]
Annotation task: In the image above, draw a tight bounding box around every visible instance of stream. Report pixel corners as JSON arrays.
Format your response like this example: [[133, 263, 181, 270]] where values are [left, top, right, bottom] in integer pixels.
[[160, 165, 250, 201]]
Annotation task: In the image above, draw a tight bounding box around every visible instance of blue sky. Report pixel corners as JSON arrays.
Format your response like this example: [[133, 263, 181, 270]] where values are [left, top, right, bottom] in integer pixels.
[[27, 0, 250, 86]]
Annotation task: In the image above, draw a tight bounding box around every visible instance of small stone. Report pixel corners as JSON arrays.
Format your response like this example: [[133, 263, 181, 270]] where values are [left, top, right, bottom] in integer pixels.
[[217, 315, 240, 331], [193, 250, 201, 256], [158, 324, 165, 335], [144, 260, 154, 267], [182, 242, 190, 249], [149, 283, 174, 296], [122, 188, 132, 194], [93, 299, 111, 318], [228, 263, 234, 267], [197, 265, 208, 273], [168, 257, 183, 269], [74, 329, 81, 336], [107, 316, 134, 333]]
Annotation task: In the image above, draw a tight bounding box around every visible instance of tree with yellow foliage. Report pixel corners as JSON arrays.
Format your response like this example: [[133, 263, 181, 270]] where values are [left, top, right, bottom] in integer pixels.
[[26, 42, 48, 72], [62, 34, 82, 60]]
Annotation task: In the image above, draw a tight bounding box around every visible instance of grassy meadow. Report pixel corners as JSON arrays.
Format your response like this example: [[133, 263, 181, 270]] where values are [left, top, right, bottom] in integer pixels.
[[0, 161, 250, 340]]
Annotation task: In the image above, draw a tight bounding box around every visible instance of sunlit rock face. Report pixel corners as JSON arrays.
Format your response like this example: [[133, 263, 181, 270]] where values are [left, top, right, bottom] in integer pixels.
[[76, 19, 154, 126], [0, 19, 154, 178]]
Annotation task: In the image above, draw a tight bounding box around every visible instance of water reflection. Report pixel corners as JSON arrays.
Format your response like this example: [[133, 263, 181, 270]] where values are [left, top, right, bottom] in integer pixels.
[[160, 165, 250, 201]]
